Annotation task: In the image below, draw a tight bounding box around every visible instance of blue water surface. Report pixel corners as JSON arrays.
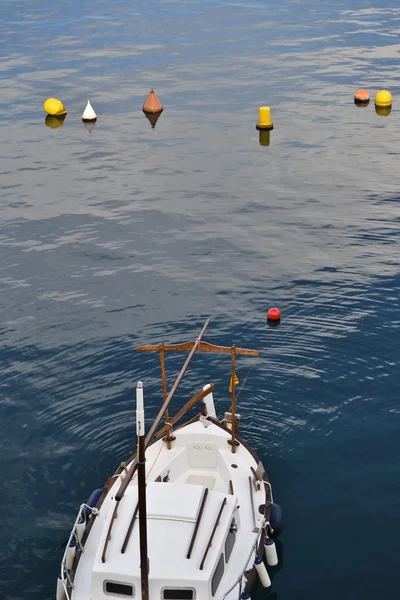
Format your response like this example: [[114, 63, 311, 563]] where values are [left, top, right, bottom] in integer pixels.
[[1, 0, 400, 599]]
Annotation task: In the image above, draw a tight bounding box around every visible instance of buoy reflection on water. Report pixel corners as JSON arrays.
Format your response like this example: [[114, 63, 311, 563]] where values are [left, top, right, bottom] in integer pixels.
[[45, 114, 66, 128]]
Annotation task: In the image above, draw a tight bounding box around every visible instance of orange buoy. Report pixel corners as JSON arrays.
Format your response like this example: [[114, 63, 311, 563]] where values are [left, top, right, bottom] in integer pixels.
[[354, 89, 370, 106], [142, 89, 163, 114], [267, 307, 281, 321]]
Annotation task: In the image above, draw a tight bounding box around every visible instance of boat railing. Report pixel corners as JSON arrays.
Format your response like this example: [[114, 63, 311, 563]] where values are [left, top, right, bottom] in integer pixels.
[[220, 520, 267, 600], [60, 502, 99, 600]]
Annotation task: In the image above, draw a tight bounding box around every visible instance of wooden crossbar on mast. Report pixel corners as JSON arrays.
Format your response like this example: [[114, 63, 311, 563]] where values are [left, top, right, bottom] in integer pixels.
[[137, 340, 259, 357]]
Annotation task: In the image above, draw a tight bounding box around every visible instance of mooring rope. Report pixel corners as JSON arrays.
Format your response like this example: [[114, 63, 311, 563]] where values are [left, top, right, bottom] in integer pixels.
[[235, 297, 292, 400], [0, 540, 67, 600]]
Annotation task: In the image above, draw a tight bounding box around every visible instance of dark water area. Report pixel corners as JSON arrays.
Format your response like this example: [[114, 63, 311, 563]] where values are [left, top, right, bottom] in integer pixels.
[[1, 0, 400, 598]]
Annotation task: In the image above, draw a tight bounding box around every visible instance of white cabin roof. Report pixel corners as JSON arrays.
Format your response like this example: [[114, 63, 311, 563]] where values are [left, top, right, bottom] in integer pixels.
[[72, 418, 267, 600], [92, 481, 236, 592]]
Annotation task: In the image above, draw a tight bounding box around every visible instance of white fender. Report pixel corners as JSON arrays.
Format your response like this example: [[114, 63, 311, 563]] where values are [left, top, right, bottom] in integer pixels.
[[254, 557, 271, 588], [76, 518, 86, 544], [56, 576, 66, 600], [65, 540, 76, 570], [264, 538, 278, 566]]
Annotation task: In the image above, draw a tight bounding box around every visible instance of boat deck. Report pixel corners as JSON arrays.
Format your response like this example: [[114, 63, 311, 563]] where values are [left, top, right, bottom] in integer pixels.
[[73, 418, 267, 600]]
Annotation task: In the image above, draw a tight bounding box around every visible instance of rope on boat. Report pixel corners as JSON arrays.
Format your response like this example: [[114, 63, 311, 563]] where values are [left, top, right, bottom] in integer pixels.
[[145, 438, 166, 480], [1, 502, 99, 600]]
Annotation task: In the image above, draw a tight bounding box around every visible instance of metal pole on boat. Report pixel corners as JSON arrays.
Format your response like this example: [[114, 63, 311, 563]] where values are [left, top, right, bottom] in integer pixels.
[[136, 381, 150, 600]]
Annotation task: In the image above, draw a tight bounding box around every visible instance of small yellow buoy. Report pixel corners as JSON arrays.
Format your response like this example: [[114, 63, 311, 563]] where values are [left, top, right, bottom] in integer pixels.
[[256, 106, 273, 131], [375, 90, 392, 108], [44, 98, 67, 116]]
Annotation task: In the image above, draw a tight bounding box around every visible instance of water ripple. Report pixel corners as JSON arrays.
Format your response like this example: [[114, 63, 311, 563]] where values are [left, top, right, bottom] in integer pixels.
[[2, 1, 400, 599]]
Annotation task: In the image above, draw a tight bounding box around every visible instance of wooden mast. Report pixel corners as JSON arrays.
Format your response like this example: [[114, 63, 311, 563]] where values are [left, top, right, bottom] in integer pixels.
[[159, 342, 173, 447], [137, 340, 259, 356], [136, 381, 149, 600], [229, 345, 239, 453]]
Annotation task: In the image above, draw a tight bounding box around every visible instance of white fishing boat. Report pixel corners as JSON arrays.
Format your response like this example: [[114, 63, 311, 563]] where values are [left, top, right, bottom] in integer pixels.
[[57, 319, 283, 600]]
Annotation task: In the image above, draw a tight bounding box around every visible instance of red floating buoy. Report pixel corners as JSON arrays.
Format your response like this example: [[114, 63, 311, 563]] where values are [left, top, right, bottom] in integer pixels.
[[267, 307, 281, 321]]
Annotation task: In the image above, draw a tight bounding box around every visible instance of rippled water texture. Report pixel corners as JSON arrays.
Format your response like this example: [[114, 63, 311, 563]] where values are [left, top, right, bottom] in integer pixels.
[[1, 0, 400, 598]]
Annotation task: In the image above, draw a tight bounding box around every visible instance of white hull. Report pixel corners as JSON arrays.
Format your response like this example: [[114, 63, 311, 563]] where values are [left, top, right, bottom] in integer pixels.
[[60, 412, 275, 600]]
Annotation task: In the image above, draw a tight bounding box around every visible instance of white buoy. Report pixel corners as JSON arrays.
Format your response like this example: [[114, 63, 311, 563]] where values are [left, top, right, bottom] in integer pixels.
[[82, 100, 97, 122], [254, 556, 271, 588], [56, 576, 66, 600], [65, 539, 76, 570], [264, 538, 278, 566]]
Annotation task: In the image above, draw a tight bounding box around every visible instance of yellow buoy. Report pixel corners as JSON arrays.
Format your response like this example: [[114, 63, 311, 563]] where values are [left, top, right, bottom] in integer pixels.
[[374, 90, 392, 108], [44, 98, 67, 116], [256, 106, 273, 131]]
